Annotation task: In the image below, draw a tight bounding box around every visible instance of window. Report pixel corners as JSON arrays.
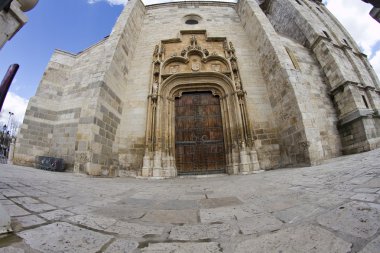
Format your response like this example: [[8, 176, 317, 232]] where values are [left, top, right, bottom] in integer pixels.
[[362, 95, 370, 109], [323, 31, 331, 40], [183, 14, 202, 25], [185, 19, 198, 25]]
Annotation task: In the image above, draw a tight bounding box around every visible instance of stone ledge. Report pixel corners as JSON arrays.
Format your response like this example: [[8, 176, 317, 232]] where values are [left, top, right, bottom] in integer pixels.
[[338, 108, 375, 126], [146, 1, 237, 10]]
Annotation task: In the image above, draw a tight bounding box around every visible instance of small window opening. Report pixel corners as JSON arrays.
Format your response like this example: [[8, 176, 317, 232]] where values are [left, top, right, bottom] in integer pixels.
[[316, 7, 323, 13], [185, 19, 198, 25], [323, 31, 331, 39], [295, 0, 302, 5], [362, 95, 370, 109], [343, 39, 349, 46], [285, 47, 300, 70]]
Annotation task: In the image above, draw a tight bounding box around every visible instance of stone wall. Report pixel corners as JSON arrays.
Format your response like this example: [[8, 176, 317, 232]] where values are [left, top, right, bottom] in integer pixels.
[[238, 0, 329, 166], [14, 0, 146, 174], [117, 1, 279, 173], [263, 0, 380, 155]]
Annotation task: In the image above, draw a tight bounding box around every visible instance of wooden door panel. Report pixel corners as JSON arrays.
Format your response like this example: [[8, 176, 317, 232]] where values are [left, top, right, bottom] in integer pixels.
[[175, 92, 226, 175]]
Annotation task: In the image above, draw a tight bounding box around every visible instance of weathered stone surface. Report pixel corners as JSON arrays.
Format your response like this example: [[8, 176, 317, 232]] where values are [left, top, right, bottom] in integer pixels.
[[274, 204, 325, 223], [14, 215, 46, 228], [0, 247, 25, 253], [1, 190, 24, 198], [3, 205, 30, 217], [12, 197, 40, 205], [0, 149, 380, 252], [141, 242, 221, 253], [359, 234, 380, 253], [199, 197, 243, 209], [237, 213, 283, 235], [234, 225, 352, 253], [317, 201, 380, 238], [105, 221, 165, 237], [0, 203, 12, 234], [104, 239, 139, 253], [200, 206, 255, 223], [21, 203, 55, 213], [68, 214, 116, 230], [350, 193, 378, 202], [18, 222, 112, 253], [142, 209, 199, 224], [169, 223, 238, 241], [39, 209, 74, 221]]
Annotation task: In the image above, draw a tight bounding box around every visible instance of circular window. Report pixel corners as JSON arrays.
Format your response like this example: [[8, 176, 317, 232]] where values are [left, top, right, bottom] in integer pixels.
[[185, 19, 199, 25], [183, 14, 202, 25]]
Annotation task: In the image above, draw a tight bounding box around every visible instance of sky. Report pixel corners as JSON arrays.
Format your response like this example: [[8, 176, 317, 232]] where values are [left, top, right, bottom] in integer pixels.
[[0, 0, 379, 133]]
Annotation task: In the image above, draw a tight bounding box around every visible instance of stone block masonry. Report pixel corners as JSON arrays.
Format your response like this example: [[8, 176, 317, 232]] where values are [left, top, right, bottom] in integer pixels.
[[14, 0, 380, 177]]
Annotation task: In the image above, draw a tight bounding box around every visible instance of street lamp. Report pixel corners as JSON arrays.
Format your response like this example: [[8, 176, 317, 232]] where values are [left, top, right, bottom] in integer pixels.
[[7, 112, 14, 133]]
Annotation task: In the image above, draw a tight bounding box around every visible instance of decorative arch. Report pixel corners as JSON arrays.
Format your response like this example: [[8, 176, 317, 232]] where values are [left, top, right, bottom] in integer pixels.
[[142, 31, 260, 178]]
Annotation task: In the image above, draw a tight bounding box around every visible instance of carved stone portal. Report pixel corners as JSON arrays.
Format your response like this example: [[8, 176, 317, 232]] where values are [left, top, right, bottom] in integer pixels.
[[142, 30, 260, 178]]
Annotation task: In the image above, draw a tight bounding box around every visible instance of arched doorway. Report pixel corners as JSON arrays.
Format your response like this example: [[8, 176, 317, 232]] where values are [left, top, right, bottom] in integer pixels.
[[141, 32, 261, 178], [175, 91, 226, 175]]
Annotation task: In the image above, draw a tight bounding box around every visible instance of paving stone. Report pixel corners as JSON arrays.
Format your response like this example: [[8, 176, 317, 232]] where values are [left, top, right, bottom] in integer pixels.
[[234, 225, 352, 253], [154, 199, 199, 210], [199, 197, 243, 209], [3, 205, 30, 217], [0, 190, 24, 198], [68, 214, 117, 230], [39, 209, 74, 221], [350, 193, 378, 202], [0, 247, 25, 253], [349, 176, 374, 185], [117, 198, 156, 209], [14, 215, 46, 228], [274, 204, 325, 223], [360, 178, 380, 188], [18, 222, 113, 253], [169, 223, 238, 241], [353, 188, 379, 193], [141, 242, 221, 253], [237, 213, 283, 235], [65, 205, 96, 214], [105, 221, 165, 237], [200, 206, 255, 223], [12, 197, 40, 205], [21, 203, 56, 213], [104, 239, 139, 253], [359, 234, 380, 253], [38, 196, 74, 208], [0, 200, 13, 205], [317, 201, 380, 238], [94, 206, 146, 220], [141, 209, 199, 224]]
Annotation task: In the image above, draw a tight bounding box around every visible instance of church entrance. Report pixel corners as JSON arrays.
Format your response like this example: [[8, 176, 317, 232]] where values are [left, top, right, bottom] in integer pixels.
[[175, 91, 226, 175]]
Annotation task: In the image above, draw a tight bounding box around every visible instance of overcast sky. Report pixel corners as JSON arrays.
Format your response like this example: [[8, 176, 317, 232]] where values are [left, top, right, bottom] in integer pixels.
[[0, 0, 379, 131]]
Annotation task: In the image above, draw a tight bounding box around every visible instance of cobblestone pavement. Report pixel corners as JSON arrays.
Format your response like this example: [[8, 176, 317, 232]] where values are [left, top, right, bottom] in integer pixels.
[[0, 149, 379, 253]]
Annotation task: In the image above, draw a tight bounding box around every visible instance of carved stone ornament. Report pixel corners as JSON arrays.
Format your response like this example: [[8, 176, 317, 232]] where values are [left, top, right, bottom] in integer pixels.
[[191, 62, 201, 72]]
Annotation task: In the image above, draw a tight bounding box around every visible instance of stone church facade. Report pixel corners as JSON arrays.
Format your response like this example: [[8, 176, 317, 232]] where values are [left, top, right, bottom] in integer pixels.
[[14, 0, 380, 177]]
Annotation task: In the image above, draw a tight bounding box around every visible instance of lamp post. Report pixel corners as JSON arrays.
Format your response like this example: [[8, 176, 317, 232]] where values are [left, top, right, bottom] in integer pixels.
[[7, 112, 14, 135]]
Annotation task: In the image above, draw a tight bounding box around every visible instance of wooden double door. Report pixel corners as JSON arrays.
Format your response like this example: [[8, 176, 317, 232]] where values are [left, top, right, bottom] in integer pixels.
[[175, 92, 226, 175]]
